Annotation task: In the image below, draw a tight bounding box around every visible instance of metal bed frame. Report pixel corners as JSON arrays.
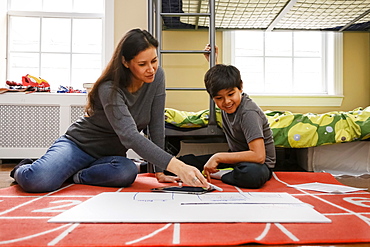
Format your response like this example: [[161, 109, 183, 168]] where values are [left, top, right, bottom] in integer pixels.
[[148, 0, 224, 139], [153, 0, 370, 31]]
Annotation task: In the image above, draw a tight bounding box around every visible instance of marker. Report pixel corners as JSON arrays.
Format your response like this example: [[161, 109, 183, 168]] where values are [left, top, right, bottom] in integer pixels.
[[208, 182, 223, 192]]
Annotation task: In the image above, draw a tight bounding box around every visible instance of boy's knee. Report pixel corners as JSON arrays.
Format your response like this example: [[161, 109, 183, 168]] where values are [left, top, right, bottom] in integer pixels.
[[221, 163, 270, 189]]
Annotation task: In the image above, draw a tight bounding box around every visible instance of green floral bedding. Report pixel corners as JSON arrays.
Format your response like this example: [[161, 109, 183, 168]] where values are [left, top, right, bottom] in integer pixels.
[[164, 106, 370, 148]]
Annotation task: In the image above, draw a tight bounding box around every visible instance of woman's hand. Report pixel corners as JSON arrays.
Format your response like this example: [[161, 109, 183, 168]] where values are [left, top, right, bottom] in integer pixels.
[[155, 172, 181, 183], [166, 157, 209, 188]]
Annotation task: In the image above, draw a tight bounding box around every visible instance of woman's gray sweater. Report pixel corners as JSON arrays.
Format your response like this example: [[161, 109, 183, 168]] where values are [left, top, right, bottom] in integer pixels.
[[65, 67, 172, 171]]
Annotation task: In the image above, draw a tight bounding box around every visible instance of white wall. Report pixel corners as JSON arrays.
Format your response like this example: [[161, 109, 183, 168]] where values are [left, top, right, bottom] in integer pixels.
[[0, 0, 7, 84]]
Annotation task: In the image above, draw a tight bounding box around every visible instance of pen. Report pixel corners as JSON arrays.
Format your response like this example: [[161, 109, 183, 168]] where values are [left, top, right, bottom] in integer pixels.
[[208, 182, 223, 192]]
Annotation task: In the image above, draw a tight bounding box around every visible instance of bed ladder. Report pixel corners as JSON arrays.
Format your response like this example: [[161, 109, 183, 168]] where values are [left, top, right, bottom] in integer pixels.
[[148, 0, 224, 138]]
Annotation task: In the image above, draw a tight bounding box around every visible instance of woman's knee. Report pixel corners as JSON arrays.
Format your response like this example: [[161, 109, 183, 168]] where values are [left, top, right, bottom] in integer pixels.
[[16, 165, 63, 192], [109, 157, 138, 187]]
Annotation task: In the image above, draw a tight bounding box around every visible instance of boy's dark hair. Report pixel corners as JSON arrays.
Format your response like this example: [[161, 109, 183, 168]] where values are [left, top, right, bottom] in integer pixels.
[[204, 64, 243, 98]]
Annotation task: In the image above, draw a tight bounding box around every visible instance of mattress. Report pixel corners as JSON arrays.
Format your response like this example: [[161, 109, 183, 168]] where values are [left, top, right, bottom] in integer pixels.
[[296, 141, 370, 176]]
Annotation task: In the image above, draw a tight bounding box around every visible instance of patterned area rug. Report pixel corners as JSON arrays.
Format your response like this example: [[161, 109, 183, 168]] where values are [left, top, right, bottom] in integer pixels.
[[1, 172, 370, 246]]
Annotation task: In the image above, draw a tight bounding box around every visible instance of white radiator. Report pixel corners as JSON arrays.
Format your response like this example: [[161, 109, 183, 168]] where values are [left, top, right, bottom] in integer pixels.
[[0, 93, 86, 159]]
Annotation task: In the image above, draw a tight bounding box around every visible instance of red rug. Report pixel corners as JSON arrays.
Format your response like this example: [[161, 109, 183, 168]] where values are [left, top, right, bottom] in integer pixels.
[[1, 172, 370, 246]]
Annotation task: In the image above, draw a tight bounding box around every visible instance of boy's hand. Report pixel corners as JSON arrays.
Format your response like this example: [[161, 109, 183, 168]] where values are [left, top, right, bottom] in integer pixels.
[[203, 44, 218, 63], [155, 172, 181, 183], [203, 154, 220, 182]]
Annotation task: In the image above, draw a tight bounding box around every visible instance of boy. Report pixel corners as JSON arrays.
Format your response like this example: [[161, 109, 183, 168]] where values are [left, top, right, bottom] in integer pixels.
[[180, 64, 275, 188]]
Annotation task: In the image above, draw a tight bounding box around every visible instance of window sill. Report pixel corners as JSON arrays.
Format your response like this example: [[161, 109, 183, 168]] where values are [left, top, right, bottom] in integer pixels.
[[249, 94, 344, 107], [0, 92, 87, 105]]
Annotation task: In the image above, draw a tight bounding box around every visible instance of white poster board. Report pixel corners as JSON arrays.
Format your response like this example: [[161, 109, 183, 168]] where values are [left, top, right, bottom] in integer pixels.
[[289, 182, 367, 193], [49, 192, 331, 223]]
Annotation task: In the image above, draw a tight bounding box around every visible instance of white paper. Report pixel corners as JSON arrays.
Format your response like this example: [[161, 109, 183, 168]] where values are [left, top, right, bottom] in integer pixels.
[[289, 182, 367, 193], [188, 192, 303, 204], [49, 192, 331, 223]]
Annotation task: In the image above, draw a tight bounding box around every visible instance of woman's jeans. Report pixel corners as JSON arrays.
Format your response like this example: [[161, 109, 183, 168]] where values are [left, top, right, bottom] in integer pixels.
[[14, 136, 138, 193]]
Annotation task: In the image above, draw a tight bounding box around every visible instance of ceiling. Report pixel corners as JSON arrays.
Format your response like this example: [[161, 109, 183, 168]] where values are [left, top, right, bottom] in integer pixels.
[[161, 0, 370, 31]]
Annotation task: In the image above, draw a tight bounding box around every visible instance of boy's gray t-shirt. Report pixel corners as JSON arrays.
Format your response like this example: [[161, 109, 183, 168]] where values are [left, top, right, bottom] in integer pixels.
[[222, 93, 276, 168], [65, 67, 172, 171]]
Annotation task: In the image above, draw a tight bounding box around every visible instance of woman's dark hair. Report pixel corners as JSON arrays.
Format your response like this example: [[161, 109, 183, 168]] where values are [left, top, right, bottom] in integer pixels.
[[204, 64, 243, 98], [85, 29, 158, 116]]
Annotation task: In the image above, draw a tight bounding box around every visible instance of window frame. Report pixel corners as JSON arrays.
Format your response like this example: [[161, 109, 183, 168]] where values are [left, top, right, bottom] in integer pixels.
[[223, 30, 343, 107], [3, 0, 114, 90]]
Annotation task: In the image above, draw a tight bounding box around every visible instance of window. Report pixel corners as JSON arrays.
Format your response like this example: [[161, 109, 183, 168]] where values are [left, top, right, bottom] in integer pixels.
[[6, 0, 112, 92], [223, 30, 343, 106]]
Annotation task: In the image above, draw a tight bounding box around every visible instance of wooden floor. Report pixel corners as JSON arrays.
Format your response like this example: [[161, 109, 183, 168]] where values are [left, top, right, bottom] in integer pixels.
[[1, 160, 370, 247], [0, 161, 18, 189]]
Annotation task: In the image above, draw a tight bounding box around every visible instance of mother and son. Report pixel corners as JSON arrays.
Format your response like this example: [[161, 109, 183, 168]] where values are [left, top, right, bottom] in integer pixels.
[[11, 28, 275, 193]]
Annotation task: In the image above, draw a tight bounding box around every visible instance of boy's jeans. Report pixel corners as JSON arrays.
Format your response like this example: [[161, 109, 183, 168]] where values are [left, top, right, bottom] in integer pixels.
[[15, 136, 138, 192], [178, 153, 272, 189]]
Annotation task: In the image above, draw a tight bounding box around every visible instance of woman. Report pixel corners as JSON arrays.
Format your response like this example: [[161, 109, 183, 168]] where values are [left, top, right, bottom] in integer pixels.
[[11, 28, 208, 192]]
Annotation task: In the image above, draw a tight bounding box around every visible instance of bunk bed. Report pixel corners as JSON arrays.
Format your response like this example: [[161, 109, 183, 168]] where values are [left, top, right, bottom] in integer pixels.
[[148, 0, 370, 175], [160, 0, 370, 31]]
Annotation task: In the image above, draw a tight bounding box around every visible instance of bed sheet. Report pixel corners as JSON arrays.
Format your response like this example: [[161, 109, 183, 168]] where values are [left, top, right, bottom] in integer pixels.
[[165, 106, 370, 148]]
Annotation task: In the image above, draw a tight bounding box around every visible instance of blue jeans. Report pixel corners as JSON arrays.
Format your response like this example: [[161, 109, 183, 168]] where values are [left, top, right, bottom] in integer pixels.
[[14, 136, 138, 192]]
